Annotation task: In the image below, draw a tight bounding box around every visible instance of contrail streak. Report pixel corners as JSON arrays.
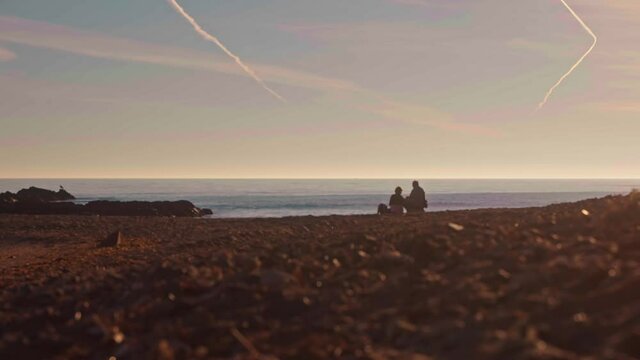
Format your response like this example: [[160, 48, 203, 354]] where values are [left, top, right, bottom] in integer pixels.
[[538, 0, 597, 109], [167, 0, 286, 103]]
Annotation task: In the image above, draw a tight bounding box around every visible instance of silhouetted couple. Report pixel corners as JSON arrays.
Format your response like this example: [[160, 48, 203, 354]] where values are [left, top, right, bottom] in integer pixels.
[[378, 180, 428, 215]]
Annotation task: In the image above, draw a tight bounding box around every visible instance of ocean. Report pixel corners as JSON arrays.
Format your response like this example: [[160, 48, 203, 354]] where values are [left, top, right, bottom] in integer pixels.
[[1, 179, 638, 218]]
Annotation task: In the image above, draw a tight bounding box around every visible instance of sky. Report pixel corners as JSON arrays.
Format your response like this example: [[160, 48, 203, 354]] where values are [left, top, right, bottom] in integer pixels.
[[1, 0, 639, 179]]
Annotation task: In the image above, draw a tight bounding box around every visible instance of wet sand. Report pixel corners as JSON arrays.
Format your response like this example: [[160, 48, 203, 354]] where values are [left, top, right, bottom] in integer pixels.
[[1, 192, 639, 359]]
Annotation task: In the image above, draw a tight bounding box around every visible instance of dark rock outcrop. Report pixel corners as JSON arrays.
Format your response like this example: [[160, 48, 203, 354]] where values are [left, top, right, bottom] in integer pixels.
[[0, 187, 80, 215], [84, 200, 210, 217], [0, 192, 18, 204], [6, 201, 84, 215], [15, 186, 76, 202], [0, 187, 212, 217]]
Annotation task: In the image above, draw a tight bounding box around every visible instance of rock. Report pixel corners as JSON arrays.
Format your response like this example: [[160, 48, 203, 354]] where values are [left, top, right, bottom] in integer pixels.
[[448, 223, 465, 232], [0, 186, 211, 218], [15, 186, 75, 202], [201, 208, 214, 216], [99, 231, 123, 248], [84, 200, 208, 217], [56, 187, 75, 201], [1, 201, 82, 215], [0, 196, 210, 217], [0, 186, 79, 214], [0, 191, 18, 204]]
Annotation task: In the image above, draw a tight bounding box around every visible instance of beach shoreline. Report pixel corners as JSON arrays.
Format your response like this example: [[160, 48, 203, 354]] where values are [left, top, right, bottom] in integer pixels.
[[3, 178, 638, 218], [1, 192, 639, 359]]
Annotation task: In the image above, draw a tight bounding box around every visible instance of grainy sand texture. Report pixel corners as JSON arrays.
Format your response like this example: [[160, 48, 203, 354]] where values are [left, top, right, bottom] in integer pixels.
[[1, 192, 639, 359]]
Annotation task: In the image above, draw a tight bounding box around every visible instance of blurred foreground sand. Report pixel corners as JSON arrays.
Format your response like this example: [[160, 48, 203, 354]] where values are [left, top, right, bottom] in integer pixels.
[[1, 193, 639, 359]]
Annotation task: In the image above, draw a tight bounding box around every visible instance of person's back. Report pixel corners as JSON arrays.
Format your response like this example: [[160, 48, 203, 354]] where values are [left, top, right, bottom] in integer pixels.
[[389, 187, 405, 214], [405, 180, 427, 213]]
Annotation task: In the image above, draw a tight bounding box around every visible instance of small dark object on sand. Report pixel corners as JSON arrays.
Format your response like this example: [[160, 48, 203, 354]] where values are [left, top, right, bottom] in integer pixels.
[[99, 231, 123, 248]]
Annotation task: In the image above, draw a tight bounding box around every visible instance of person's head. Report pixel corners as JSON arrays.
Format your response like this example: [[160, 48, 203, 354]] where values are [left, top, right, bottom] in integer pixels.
[[412, 180, 419, 188], [395, 186, 402, 195]]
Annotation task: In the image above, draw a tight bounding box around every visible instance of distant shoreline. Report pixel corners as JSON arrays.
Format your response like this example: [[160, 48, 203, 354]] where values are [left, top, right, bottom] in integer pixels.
[[2, 179, 638, 218], [0, 192, 625, 220]]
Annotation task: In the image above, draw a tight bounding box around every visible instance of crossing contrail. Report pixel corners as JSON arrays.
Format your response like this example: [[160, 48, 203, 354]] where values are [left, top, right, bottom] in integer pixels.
[[538, 0, 597, 109], [167, 0, 286, 103]]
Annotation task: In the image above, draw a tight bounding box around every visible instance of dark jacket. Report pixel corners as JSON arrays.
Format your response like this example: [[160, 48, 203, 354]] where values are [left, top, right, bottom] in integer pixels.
[[407, 186, 427, 208], [389, 194, 404, 207]]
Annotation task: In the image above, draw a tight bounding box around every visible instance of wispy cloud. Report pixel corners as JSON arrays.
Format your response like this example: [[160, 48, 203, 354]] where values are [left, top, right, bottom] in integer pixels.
[[0, 45, 16, 61], [597, 102, 640, 113], [603, 1, 640, 14], [361, 99, 504, 137], [607, 51, 640, 76], [167, 0, 286, 103], [0, 15, 357, 93], [0, 15, 500, 137], [506, 38, 575, 59]]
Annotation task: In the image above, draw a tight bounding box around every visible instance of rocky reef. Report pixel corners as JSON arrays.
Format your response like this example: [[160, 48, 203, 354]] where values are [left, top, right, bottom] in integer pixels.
[[0, 186, 75, 203], [0, 187, 212, 217]]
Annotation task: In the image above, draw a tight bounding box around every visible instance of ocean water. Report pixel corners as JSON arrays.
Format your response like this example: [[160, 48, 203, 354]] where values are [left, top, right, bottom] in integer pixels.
[[1, 179, 638, 218]]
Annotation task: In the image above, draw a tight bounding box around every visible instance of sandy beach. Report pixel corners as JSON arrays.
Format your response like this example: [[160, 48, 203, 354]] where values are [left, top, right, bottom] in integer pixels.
[[1, 192, 639, 359], [5, 0, 640, 358]]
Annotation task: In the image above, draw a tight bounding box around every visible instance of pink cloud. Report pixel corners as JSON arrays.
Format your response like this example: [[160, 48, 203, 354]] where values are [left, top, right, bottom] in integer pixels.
[[0, 45, 16, 61], [0, 15, 357, 93], [597, 102, 640, 113], [361, 99, 504, 137], [0, 16, 498, 137]]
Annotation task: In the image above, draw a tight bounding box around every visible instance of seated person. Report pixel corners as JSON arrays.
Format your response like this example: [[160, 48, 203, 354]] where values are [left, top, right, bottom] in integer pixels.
[[404, 180, 428, 213], [378, 186, 405, 215], [389, 186, 405, 214]]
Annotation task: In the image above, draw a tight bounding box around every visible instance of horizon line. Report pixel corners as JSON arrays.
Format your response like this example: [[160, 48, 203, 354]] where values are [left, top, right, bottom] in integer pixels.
[[2, 177, 640, 181]]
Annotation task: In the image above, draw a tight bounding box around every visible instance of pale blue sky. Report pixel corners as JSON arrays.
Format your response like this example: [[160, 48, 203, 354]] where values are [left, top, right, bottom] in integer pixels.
[[1, 1, 639, 178]]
